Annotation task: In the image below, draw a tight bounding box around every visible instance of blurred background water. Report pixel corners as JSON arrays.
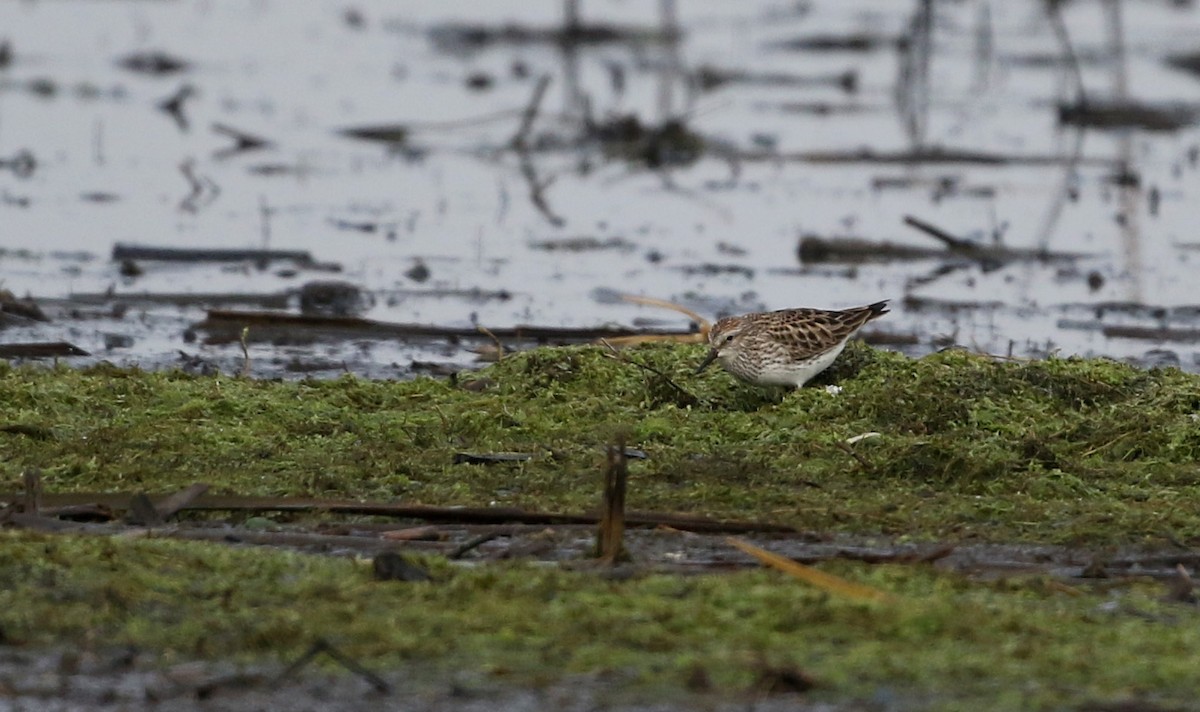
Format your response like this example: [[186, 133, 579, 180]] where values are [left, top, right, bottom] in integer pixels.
[[2, 0, 1200, 376]]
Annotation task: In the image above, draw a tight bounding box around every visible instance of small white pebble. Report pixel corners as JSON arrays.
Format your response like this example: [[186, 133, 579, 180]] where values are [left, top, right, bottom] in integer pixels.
[[824, 385, 843, 395]]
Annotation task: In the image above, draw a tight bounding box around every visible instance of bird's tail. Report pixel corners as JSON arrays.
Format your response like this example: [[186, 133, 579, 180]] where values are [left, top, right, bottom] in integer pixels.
[[864, 300, 890, 319]]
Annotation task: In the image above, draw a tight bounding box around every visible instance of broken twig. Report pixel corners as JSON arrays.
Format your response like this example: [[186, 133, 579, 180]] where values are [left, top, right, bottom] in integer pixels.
[[599, 339, 701, 407]]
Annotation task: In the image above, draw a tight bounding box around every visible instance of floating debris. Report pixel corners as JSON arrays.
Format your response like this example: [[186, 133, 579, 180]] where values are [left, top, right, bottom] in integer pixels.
[[298, 281, 369, 317], [157, 84, 195, 131], [0, 149, 35, 179], [675, 263, 754, 278], [0, 290, 48, 323], [798, 218, 1086, 265], [405, 260, 431, 283], [427, 21, 678, 54], [769, 33, 898, 53], [337, 124, 408, 145], [1057, 101, 1200, 131], [194, 309, 695, 346], [798, 235, 948, 263], [103, 333, 134, 350], [696, 65, 857, 93], [212, 122, 272, 158], [116, 50, 190, 75], [529, 236, 636, 252], [592, 115, 704, 168], [1103, 325, 1200, 342], [464, 71, 494, 91], [1165, 51, 1200, 78], [69, 290, 291, 310], [0, 342, 89, 358], [112, 244, 317, 266]]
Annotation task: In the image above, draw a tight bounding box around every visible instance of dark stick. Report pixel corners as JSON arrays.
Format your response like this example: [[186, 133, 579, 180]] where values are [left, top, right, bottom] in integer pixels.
[[178, 159, 201, 211], [599, 340, 701, 407], [1044, 0, 1088, 105], [509, 75, 565, 227], [198, 309, 693, 344], [509, 75, 551, 150], [770, 147, 1111, 167], [597, 442, 628, 562], [834, 442, 873, 473], [112, 244, 313, 264], [212, 122, 272, 159], [22, 468, 41, 515], [0, 342, 90, 358], [448, 531, 503, 560], [902, 214, 974, 251], [517, 149, 565, 227]]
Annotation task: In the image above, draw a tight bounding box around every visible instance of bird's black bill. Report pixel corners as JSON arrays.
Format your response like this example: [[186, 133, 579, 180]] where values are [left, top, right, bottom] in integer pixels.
[[695, 349, 720, 374]]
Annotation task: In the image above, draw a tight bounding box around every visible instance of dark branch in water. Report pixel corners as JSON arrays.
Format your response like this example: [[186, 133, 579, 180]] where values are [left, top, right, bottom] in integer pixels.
[[902, 215, 975, 251], [0, 342, 90, 358], [157, 84, 195, 131], [1043, 0, 1088, 105], [177, 159, 219, 213], [112, 244, 315, 265], [0, 149, 36, 179], [766, 147, 1113, 167], [509, 75, 551, 149], [509, 75, 565, 227], [196, 308, 695, 346], [211, 122, 272, 159], [798, 233, 1086, 266]]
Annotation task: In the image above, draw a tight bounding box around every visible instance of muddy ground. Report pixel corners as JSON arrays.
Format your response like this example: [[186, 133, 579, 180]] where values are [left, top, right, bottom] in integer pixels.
[[5, 518, 1195, 712]]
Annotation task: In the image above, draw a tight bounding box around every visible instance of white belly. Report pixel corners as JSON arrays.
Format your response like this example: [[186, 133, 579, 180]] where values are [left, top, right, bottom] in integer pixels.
[[754, 341, 847, 387]]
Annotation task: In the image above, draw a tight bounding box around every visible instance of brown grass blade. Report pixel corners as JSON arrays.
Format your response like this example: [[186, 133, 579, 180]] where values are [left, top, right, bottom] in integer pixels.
[[728, 537, 895, 603]]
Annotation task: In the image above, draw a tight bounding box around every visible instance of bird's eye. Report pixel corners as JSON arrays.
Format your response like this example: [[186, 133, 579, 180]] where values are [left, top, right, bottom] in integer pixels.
[[724, 334, 735, 343]]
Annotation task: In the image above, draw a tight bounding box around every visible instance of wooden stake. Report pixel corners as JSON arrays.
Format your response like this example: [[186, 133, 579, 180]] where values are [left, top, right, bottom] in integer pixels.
[[597, 442, 628, 562]]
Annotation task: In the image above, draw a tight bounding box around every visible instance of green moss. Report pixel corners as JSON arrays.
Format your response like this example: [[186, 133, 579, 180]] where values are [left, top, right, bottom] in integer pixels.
[[2, 344, 1200, 543], [4, 349, 1200, 707], [0, 532, 1197, 710]]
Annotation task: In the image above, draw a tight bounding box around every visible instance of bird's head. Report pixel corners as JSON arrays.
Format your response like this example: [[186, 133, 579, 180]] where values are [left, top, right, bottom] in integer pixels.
[[696, 316, 748, 374]]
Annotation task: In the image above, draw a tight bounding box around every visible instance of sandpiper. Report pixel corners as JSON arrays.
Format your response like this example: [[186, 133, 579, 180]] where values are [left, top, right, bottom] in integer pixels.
[[695, 301, 889, 387]]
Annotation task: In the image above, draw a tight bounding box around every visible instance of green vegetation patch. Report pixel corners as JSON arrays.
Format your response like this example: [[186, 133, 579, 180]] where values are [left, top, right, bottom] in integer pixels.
[[2, 344, 1200, 544], [0, 532, 1196, 710]]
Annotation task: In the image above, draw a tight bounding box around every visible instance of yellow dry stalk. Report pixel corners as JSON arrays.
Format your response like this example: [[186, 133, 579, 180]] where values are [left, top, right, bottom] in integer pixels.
[[597, 293, 712, 348]]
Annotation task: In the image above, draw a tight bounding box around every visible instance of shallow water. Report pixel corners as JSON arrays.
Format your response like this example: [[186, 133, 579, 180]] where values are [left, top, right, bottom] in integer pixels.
[[3, 0, 1200, 377]]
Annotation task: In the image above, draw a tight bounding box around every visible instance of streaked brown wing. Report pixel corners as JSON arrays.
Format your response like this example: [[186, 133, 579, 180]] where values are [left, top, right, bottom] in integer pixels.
[[761, 306, 881, 360]]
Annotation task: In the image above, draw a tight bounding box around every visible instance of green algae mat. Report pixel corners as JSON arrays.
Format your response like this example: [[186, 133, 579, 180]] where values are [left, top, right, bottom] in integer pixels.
[[2, 344, 1200, 709]]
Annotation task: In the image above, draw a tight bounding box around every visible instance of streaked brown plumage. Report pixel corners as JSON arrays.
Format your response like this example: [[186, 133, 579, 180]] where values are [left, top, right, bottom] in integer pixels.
[[696, 300, 889, 387]]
